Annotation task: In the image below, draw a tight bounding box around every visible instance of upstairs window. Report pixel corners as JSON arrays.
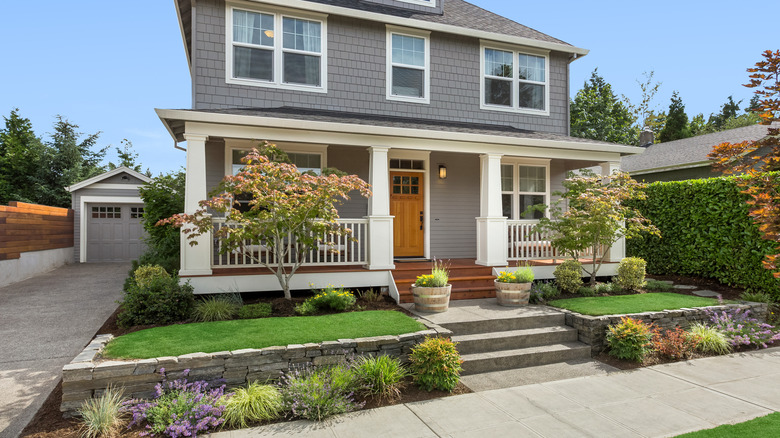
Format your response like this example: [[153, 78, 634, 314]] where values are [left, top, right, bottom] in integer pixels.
[[227, 7, 326, 92], [386, 27, 430, 104], [481, 44, 548, 114]]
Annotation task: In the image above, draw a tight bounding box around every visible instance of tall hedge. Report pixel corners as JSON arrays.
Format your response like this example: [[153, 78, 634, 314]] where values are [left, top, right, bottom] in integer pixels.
[[627, 175, 780, 295]]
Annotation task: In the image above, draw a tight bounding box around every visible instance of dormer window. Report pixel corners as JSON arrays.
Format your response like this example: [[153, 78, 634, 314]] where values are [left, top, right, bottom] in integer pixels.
[[226, 7, 327, 93], [481, 43, 549, 115], [386, 26, 430, 104]]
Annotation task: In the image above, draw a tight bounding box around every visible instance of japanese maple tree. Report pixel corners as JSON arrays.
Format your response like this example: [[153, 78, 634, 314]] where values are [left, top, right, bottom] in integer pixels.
[[709, 50, 780, 275], [161, 143, 371, 299]]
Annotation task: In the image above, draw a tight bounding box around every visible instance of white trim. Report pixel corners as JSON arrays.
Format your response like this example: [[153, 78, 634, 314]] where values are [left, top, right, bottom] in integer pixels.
[[394, 0, 437, 8], [386, 25, 430, 104], [388, 149, 430, 259], [182, 270, 391, 294], [480, 42, 550, 116], [65, 167, 151, 192], [225, 3, 328, 93], [224, 140, 328, 176], [500, 158, 551, 220], [629, 161, 711, 176], [78, 196, 144, 263], [236, 0, 589, 57], [84, 183, 146, 191]]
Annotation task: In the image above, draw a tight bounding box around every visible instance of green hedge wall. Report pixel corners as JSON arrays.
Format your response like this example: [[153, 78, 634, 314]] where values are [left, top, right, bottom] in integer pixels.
[[626, 175, 780, 295]]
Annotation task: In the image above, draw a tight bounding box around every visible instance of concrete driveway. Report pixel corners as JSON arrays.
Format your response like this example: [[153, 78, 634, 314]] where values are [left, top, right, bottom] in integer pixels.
[[0, 263, 128, 438]]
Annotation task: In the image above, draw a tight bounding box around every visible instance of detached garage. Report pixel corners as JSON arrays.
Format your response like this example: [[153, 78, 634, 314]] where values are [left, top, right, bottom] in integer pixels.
[[66, 167, 152, 263]]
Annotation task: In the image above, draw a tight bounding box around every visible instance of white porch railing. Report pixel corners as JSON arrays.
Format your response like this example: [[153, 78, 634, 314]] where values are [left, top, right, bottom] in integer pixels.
[[211, 218, 368, 268], [507, 220, 597, 261]]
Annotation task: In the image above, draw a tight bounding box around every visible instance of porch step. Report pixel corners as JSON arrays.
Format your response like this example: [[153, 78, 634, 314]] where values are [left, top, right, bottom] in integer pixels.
[[459, 342, 592, 375], [452, 326, 579, 355]]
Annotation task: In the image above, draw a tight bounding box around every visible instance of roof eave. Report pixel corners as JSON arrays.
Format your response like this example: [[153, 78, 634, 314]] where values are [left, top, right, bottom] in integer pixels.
[[65, 167, 153, 193]]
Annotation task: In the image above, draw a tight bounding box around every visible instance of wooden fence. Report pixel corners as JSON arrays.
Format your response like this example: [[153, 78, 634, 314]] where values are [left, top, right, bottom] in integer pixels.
[[0, 202, 74, 261]]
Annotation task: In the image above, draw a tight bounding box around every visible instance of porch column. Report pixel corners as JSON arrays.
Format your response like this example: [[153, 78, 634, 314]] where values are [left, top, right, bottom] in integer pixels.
[[476, 153, 507, 266], [365, 146, 395, 270], [601, 161, 624, 263], [180, 133, 212, 276]]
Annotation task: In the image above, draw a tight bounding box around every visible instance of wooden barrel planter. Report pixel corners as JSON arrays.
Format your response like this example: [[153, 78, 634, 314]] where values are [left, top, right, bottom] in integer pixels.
[[495, 281, 532, 306], [412, 285, 452, 313]]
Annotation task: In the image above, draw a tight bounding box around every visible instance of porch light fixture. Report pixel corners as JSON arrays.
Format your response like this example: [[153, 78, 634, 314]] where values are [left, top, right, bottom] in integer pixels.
[[438, 164, 447, 179]]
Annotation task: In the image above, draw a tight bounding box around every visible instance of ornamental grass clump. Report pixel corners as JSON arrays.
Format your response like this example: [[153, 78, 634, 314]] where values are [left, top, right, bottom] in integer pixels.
[[352, 355, 409, 401], [278, 363, 363, 421], [409, 337, 463, 392], [78, 386, 126, 438], [123, 369, 228, 437], [192, 295, 241, 322], [606, 317, 655, 362], [415, 259, 450, 287], [496, 267, 534, 283], [689, 323, 731, 355], [706, 308, 780, 349], [221, 382, 283, 428]]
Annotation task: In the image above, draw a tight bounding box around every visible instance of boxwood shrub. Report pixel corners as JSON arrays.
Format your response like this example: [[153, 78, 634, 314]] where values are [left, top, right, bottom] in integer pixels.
[[627, 175, 780, 297]]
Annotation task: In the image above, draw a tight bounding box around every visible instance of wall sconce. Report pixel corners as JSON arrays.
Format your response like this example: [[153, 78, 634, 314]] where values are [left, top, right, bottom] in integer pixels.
[[438, 164, 447, 179]]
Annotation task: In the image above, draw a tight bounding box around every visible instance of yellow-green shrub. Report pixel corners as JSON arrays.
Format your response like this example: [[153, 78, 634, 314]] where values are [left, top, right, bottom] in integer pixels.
[[615, 257, 647, 291], [554, 260, 583, 294]]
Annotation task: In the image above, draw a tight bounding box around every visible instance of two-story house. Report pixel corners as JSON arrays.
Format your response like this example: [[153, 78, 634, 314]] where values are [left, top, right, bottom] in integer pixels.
[[157, 0, 641, 302]]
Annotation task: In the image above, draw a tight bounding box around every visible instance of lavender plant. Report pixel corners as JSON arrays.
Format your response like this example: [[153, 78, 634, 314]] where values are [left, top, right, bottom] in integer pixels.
[[123, 369, 229, 437], [278, 363, 363, 421], [706, 308, 780, 349]]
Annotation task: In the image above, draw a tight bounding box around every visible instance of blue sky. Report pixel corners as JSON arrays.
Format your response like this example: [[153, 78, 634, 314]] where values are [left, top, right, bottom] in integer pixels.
[[0, 1, 773, 175]]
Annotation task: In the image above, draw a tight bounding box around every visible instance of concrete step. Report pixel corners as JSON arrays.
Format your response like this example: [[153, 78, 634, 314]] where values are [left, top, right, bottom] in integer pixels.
[[452, 326, 579, 355], [460, 342, 592, 375], [439, 312, 565, 335]]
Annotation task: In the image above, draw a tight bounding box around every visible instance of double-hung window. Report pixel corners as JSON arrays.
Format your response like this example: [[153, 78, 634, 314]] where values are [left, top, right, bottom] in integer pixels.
[[231, 150, 323, 176], [228, 7, 326, 92], [481, 44, 548, 114], [501, 163, 549, 220], [386, 27, 430, 103]]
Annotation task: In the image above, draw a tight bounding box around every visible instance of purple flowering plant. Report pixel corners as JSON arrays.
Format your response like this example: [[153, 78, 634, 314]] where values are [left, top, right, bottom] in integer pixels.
[[123, 368, 231, 437], [706, 308, 780, 349]]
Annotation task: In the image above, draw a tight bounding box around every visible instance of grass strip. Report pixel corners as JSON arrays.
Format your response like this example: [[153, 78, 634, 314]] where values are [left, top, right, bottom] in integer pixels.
[[104, 310, 426, 359], [548, 292, 722, 316], [676, 412, 780, 437]]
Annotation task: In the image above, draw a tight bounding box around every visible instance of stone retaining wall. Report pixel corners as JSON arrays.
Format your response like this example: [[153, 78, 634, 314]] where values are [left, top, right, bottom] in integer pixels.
[[562, 303, 768, 354], [61, 323, 451, 415]]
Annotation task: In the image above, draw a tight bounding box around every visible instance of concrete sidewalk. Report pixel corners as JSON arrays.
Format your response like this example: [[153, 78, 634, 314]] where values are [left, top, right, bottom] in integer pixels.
[[0, 263, 128, 438], [211, 347, 780, 438]]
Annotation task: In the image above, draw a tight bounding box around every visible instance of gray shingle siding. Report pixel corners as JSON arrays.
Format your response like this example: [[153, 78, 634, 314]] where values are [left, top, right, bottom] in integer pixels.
[[192, 0, 569, 134], [329, 146, 370, 218], [429, 151, 479, 258]]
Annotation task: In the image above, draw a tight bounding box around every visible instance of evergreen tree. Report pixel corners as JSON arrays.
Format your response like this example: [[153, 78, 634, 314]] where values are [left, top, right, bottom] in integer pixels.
[[708, 96, 742, 130], [658, 91, 691, 143], [0, 109, 47, 204], [108, 139, 150, 176], [570, 70, 639, 145]]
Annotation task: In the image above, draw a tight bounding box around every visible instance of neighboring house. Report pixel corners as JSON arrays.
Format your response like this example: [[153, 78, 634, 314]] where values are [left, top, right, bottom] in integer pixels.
[[622, 123, 779, 183], [157, 0, 642, 301], [66, 167, 151, 263]]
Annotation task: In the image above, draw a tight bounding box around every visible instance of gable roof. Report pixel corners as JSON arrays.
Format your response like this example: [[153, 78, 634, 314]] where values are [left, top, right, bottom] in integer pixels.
[[65, 167, 152, 192], [621, 123, 779, 174], [175, 0, 587, 68]]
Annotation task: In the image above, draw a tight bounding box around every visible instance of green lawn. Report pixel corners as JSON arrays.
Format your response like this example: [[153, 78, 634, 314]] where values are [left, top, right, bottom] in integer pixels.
[[103, 310, 426, 359], [676, 412, 780, 437], [548, 292, 722, 316]]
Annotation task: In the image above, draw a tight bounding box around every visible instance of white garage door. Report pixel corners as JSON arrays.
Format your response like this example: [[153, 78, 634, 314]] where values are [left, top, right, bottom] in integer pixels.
[[86, 204, 147, 262]]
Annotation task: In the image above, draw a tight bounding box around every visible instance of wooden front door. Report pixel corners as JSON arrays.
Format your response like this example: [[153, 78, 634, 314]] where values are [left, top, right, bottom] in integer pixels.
[[390, 171, 424, 257]]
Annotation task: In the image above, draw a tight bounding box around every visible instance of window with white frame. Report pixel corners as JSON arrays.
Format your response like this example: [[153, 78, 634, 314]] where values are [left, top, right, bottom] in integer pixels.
[[228, 7, 325, 90], [501, 164, 548, 220], [387, 28, 429, 103], [482, 45, 548, 113], [231, 150, 323, 175]]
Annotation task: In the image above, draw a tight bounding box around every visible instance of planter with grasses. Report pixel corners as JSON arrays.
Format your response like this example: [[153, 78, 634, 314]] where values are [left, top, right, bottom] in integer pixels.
[[412, 260, 451, 313], [494, 267, 534, 306]]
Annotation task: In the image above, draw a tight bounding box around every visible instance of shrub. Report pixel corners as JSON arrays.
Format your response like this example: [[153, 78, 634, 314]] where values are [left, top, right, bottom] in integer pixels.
[[689, 323, 731, 355], [352, 355, 409, 401], [295, 285, 357, 315], [606, 317, 655, 362], [193, 296, 241, 322], [221, 382, 283, 428], [644, 279, 673, 292], [554, 260, 583, 294], [409, 337, 463, 392], [594, 282, 617, 294], [578, 286, 596, 297], [358, 288, 381, 302], [496, 267, 534, 283], [138, 170, 185, 271], [279, 363, 363, 421], [707, 308, 780, 349], [740, 291, 774, 303], [530, 281, 560, 304], [117, 275, 194, 328], [414, 259, 449, 287], [238, 303, 273, 319], [124, 369, 227, 437], [653, 327, 700, 360], [132, 264, 170, 289], [615, 257, 647, 291], [78, 386, 126, 438]]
